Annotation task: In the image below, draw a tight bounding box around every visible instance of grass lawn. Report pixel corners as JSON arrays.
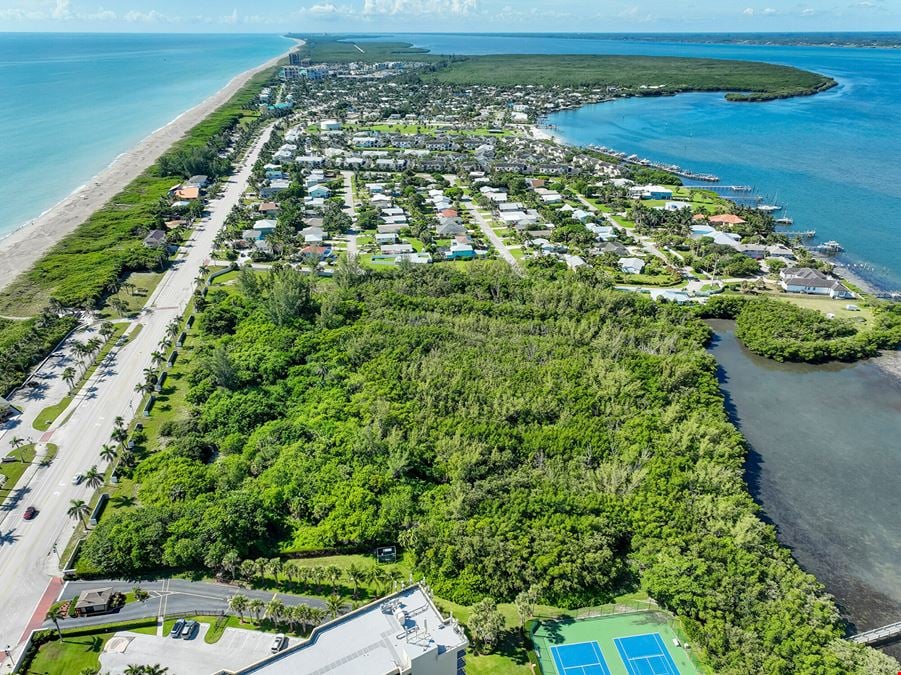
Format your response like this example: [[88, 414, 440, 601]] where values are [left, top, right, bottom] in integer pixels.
[[32, 323, 129, 431], [0, 443, 37, 504], [27, 632, 111, 674], [762, 292, 874, 324], [97, 272, 164, 319]]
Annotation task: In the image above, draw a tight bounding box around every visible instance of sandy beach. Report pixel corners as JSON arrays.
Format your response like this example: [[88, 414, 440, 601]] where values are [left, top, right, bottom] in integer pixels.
[[0, 41, 300, 295], [529, 124, 555, 141]]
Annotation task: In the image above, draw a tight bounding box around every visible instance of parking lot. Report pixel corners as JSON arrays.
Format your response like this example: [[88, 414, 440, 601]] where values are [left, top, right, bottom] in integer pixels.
[[99, 623, 286, 675]]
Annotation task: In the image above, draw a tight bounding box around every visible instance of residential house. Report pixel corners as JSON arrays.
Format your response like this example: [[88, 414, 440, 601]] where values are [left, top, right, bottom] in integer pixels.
[[253, 219, 278, 238], [142, 230, 167, 249], [780, 268, 854, 299], [619, 257, 647, 275]]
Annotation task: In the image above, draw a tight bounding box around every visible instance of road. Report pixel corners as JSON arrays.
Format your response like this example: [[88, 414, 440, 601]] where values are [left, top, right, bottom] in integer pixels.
[[50, 578, 324, 630], [462, 200, 521, 272], [0, 122, 277, 667], [341, 170, 359, 260]]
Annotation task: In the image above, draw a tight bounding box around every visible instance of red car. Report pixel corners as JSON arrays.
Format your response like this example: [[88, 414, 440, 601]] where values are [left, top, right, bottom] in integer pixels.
[[23, 506, 37, 520]]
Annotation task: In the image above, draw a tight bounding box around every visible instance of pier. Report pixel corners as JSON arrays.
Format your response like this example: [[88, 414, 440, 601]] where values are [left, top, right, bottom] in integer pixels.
[[850, 620, 901, 646]]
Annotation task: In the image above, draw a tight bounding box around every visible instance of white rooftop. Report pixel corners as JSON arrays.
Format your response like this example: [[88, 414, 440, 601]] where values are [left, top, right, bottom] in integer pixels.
[[236, 585, 466, 675]]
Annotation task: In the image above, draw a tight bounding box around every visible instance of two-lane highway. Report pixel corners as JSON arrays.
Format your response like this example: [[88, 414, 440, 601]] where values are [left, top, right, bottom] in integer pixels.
[[0, 122, 277, 666]]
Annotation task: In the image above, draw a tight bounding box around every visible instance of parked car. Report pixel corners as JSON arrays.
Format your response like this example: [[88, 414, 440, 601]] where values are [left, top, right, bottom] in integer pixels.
[[23, 506, 38, 520], [72, 473, 84, 485], [170, 619, 185, 638], [181, 620, 199, 640], [271, 634, 287, 653]]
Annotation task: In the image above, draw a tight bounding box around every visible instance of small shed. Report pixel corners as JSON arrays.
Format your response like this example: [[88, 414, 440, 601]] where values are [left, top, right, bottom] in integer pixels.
[[74, 587, 113, 616]]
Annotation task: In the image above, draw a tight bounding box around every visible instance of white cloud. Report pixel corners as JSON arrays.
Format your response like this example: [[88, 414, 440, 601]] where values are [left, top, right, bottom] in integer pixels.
[[51, 0, 71, 19], [362, 0, 477, 16], [122, 9, 174, 23], [309, 3, 339, 14], [742, 7, 755, 15]]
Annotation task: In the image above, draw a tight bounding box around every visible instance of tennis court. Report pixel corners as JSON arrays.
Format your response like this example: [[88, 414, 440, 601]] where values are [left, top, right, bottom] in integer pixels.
[[531, 611, 701, 675], [550, 640, 611, 675], [614, 633, 680, 675]]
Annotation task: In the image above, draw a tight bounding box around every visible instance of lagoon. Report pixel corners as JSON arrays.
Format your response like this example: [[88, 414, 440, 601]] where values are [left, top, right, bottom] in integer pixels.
[[385, 33, 901, 292], [708, 321, 901, 650]]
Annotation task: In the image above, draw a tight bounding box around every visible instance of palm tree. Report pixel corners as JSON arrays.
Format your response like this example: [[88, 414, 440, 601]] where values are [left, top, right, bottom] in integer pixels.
[[248, 598, 265, 622], [46, 605, 64, 640], [111, 426, 128, 449], [294, 602, 312, 634], [62, 366, 77, 392], [134, 381, 154, 396], [166, 319, 180, 339], [67, 499, 90, 526], [326, 594, 344, 620], [100, 322, 116, 340], [324, 565, 342, 594], [346, 563, 367, 599], [267, 558, 284, 584], [150, 351, 165, 368], [266, 598, 285, 624], [99, 444, 117, 464], [113, 415, 125, 430], [229, 593, 249, 621], [83, 465, 103, 489], [308, 565, 325, 594], [240, 559, 257, 581], [10, 436, 25, 451]]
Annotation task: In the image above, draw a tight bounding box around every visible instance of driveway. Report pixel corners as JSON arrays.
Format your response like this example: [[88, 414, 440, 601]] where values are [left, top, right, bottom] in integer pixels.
[[51, 578, 324, 630], [100, 624, 284, 675]]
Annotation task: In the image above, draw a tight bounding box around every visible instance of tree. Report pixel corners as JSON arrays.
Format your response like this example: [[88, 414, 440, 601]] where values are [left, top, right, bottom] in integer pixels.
[[267, 558, 284, 584], [100, 321, 116, 340], [266, 598, 286, 623], [46, 605, 64, 641], [346, 563, 367, 599], [514, 586, 539, 634], [133, 586, 150, 603], [67, 499, 90, 526], [111, 426, 128, 448], [324, 565, 342, 594], [326, 594, 344, 620], [83, 465, 103, 489], [468, 597, 505, 654], [10, 436, 26, 451], [229, 593, 249, 621], [99, 444, 118, 464], [248, 598, 265, 622], [134, 381, 155, 396], [62, 366, 77, 392]]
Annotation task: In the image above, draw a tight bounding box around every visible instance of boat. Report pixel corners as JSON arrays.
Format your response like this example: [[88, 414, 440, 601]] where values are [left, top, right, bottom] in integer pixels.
[[797, 230, 816, 238], [775, 216, 794, 225], [820, 240, 844, 252], [757, 204, 783, 212]]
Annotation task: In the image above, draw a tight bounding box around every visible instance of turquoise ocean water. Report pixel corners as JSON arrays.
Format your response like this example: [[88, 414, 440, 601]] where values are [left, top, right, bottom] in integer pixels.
[[381, 33, 901, 292], [0, 33, 288, 242]]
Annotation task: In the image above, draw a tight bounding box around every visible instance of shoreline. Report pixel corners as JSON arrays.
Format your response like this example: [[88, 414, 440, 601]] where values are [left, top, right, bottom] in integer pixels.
[[0, 40, 300, 295]]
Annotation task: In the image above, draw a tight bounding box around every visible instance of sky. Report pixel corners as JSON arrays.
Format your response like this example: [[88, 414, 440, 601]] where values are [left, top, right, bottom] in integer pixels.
[[0, 0, 899, 33]]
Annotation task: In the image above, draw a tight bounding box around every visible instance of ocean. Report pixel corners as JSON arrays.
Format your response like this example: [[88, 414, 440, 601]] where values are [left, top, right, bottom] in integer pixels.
[[381, 33, 901, 292], [0, 32, 289, 243]]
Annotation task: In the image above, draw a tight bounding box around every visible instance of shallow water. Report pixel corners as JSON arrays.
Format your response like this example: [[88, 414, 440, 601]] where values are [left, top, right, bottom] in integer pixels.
[[0, 33, 288, 242], [708, 320, 901, 650]]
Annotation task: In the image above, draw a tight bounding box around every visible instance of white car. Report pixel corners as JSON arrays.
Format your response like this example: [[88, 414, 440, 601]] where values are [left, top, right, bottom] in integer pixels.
[[271, 634, 287, 653], [72, 474, 84, 485]]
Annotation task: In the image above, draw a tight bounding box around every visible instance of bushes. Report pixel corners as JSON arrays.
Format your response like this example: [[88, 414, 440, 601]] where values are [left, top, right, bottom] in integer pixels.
[[73, 264, 897, 671], [0, 314, 77, 395], [698, 295, 901, 363]]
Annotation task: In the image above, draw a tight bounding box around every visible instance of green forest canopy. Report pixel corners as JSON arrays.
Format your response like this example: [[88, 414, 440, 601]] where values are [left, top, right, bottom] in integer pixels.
[[295, 37, 836, 101], [81, 263, 894, 674]]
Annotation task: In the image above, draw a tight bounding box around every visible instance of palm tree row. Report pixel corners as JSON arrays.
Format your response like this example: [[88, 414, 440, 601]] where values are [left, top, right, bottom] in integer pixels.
[[228, 594, 334, 633], [235, 558, 404, 599]]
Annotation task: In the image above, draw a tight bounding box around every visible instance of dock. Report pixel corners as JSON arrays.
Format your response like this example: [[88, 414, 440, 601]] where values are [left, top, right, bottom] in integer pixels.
[[850, 620, 901, 646]]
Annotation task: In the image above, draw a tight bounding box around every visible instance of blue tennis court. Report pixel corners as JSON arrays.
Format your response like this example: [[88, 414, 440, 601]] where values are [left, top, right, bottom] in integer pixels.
[[614, 633, 680, 675], [550, 640, 612, 675]]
